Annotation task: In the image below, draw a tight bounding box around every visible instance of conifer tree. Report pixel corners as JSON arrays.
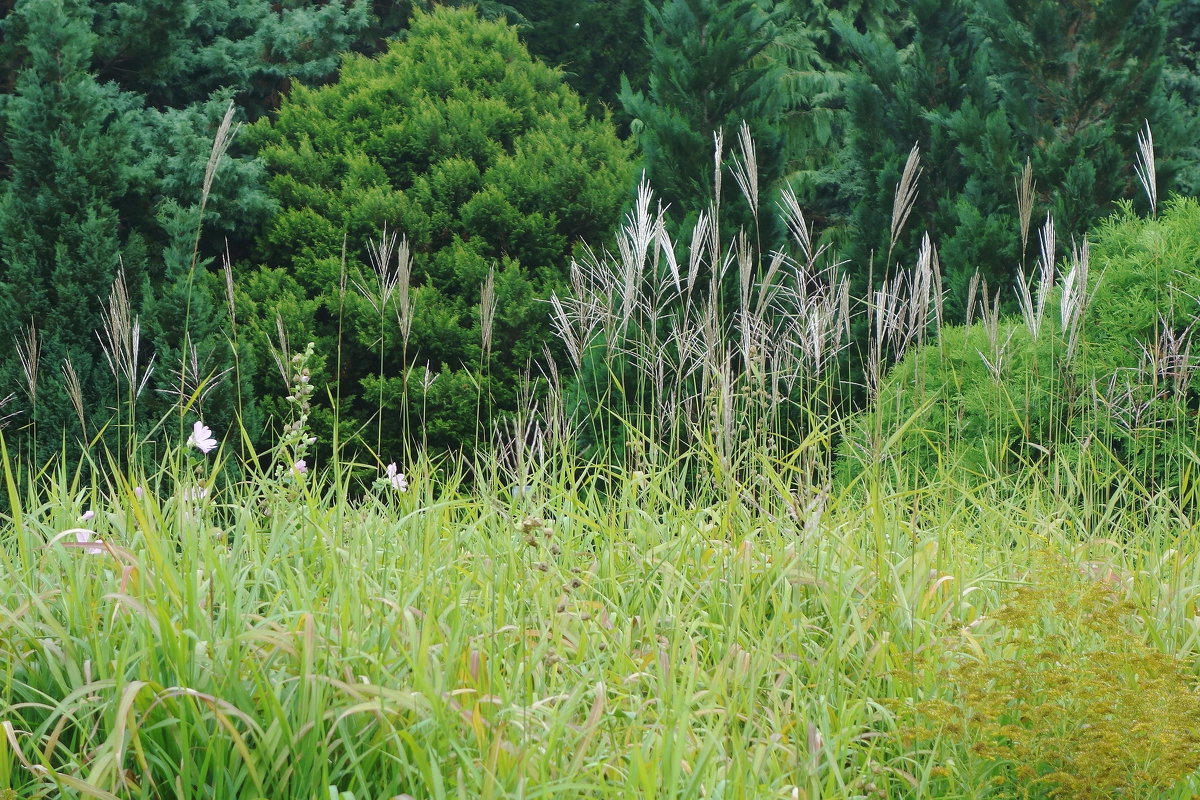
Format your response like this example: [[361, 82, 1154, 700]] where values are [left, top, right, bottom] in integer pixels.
[[840, 0, 1189, 316], [619, 0, 786, 243], [0, 0, 379, 459], [508, 0, 652, 126], [0, 0, 141, 454]]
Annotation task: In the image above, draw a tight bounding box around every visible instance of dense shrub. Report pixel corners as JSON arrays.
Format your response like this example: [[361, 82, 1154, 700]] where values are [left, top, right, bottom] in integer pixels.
[[839, 319, 1065, 483], [242, 6, 634, 461]]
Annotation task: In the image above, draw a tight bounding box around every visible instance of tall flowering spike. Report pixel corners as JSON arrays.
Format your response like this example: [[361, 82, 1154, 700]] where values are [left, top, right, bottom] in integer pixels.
[[188, 420, 217, 454]]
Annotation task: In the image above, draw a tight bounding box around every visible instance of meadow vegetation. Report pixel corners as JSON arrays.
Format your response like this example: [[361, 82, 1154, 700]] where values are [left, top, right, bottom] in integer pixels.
[[4, 2, 1200, 799]]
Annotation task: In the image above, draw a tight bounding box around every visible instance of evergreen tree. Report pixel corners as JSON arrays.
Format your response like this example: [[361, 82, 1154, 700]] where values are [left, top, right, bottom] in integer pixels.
[[838, 0, 983, 298], [840, 0, 1189, 316], [0, 0, 381, 460], [619, 0, 786, 243], [89, 0, 374, 117], [768, 0, 901, 237], [507, 0, 653, 128], [244, 6, 634, 461], [0, 0, 142, 454]]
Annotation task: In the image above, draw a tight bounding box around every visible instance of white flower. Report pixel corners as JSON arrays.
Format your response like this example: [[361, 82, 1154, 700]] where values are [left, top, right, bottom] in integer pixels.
[[385, 462, 408, 492], [187, 421, 217, 454]]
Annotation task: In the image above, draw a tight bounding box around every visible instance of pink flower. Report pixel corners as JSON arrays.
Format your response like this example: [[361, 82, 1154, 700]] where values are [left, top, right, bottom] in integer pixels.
[[187, 421, 217, 454], [293, 459, 307, 475], [80, 509, 95, 522], [74, 530, 105, 556], [385, 463, 408, 492], [134, 486, 144, 499]]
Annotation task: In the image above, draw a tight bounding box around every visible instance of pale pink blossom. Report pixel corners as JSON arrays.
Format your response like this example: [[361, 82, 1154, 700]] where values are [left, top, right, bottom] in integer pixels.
[[187, 421, 217, 454], [293, 459, 307, 475], [74, 530, 105, 555], [385, 463, 408, 492], [80, 509, 95, 522]]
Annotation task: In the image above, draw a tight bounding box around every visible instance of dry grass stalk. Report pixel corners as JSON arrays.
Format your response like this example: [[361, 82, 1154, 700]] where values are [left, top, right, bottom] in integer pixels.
[[157, 334, 230, 407], [1060, 238, 1092, 361], [61, 358, 86, 434], [711, 129, 724, 216], [15, 321, 38, 407], [357, 226, 400, 314], [966, 270, 982, 326], [99, 267, 154, 398], [729, 121, 759, 219], [201, 101, 239, 213], [268, 314, 292, 389], [222, 245, 237, 328], [480, 266, 496, 356], [1016, 214, 1055, 340], [888, 143, 922, 260], [1015, 158, 1035, 261]]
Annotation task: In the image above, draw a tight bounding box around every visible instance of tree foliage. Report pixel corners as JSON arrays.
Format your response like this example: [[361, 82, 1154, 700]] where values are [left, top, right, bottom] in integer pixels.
[[620, 0, 786, 242], [838, 0, 1193, 314], [0, 0, 381, 461]]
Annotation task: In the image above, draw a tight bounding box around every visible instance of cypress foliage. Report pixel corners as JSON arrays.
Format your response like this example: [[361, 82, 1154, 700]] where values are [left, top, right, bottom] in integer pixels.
[[619, 0, 786, 243], [0, 0, 380, 461], [0, 0, 141, 455], [840, 0, 1189, 315], [507, 0, 653, 127]]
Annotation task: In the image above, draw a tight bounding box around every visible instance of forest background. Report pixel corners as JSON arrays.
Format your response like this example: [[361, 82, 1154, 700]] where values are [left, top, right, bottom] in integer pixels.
[[1, 0, 1198, 471]]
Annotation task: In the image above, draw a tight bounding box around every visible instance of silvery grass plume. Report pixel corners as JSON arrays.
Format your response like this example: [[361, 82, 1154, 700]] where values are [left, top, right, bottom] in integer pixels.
[[1134, 120, 1157, 217], [889, 143, 922, 265], [976, 280, 1014, 382], [867, 232, 943, 396], [480, 265, 496, 356], [966, 270, 982, 326], [548, 131, 847, 470], [1096, 321, 1198, 434], [99, 267, 155, 400], [1059, 238, 1093, 361], [15, 320, 38, 410], [156, 333, 231, 408], [268, 314, 292, 389], [357, 226, 413, 345], [1015, 157, 1036, 262], [729, 121, 761, 234], [61, 357, 85, 434], [201, 101, 239, 215], [1144, 320, 1198, 403], [495, 390, 547, 490], [1016, 214, 1056, 340]]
